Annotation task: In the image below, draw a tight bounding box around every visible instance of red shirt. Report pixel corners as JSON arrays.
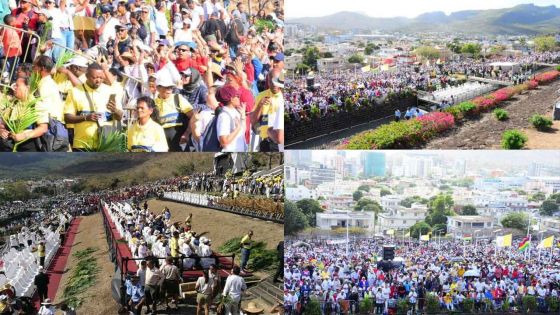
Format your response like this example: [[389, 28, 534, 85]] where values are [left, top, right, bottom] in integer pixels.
[[11, 8, 38, 32], [1, 28, 22, 57]]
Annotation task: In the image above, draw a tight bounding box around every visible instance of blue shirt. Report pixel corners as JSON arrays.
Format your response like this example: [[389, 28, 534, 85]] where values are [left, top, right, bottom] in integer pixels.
[[126, 281, 144, 303]]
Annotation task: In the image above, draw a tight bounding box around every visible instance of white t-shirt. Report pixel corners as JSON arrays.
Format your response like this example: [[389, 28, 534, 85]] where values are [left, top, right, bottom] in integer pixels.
[[216, 106, 246, 152], [191, 5, 204, 28], [272, 102, 284, 151], [193, 108, 215, 151], [96, 17, 119, 47], [174, 28, 193, 43]]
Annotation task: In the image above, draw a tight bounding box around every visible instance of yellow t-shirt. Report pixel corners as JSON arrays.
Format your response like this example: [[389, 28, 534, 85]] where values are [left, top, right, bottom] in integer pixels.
[[36, 75, 64, 124], [64, 83, 122, 149], [53, 72, 86, 94], [240, 234, 252, 250], [127, 118, 168, 152], [170, 237, 179, 257], [38, 244, 45, 257], [254, 89, 284, 139], [154, 94, 193, 129]]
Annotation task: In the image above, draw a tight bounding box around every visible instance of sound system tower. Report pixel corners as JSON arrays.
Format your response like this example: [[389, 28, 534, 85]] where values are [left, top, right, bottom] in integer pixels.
[[383, 245, 395, 261]]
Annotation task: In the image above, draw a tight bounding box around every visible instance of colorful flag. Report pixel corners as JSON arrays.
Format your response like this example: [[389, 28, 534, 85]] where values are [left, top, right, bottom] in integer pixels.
[[537, 236, 554, 249], [361, 65, 371, 73], [518, 236, 531, 252], [420, 234, 429, 241], [404, 232, 410, 237], [386, 229, 394, 235], [463, 234, 472, 241]]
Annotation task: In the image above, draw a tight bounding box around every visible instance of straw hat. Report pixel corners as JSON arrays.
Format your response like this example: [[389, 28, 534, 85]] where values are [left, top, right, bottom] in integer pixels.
[[243, 302, 264, 314]]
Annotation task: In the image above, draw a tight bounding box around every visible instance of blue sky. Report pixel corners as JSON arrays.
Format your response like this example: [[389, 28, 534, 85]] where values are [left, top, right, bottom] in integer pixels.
[[287, 0, 560, 18]]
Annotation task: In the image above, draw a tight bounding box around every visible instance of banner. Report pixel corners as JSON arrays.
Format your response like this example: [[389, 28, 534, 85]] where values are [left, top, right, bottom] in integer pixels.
[[537, 236, 554, 249], [73, 16, 96, 31], [497, 234, 512, 247]]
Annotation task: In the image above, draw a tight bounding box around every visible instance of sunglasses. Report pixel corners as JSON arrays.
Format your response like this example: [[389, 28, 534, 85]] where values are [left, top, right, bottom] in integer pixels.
[[142, 11, 149, 13]]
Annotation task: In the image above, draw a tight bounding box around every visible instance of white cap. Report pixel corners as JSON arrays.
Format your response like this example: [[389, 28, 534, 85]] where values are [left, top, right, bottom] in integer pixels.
[[156, 75, 176, 87], [66, 56, 89, 68], [183, 18, 192, 25]]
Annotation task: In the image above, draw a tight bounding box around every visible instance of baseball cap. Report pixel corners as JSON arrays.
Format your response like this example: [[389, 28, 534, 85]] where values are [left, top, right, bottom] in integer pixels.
[[273, 53, 284, 62], [216, 85, 240, 103], [65, 56, 89, 68], [156, 75, 176, 87]]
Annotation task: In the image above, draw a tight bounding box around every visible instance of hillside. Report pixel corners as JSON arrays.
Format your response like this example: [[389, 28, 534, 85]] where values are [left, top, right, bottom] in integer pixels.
[[288, 4, 560, 35]]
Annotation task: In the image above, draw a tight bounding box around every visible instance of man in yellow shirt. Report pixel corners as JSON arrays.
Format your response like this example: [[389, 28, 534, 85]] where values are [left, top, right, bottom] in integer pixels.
[[37, 241, 46, 267], [251, 72, 284, 152], [240, 230, 253, 272], [64, 63, 124, 150], [170, 231, 180, 266], [154, 75, 193, 151]]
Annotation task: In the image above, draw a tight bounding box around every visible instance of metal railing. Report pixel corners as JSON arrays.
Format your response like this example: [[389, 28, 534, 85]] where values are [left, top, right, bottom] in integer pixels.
[[0, 23, 41, 88]]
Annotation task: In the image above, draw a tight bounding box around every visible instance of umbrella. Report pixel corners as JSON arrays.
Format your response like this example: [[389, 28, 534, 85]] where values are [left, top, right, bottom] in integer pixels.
[[463, 269, 480, 277]]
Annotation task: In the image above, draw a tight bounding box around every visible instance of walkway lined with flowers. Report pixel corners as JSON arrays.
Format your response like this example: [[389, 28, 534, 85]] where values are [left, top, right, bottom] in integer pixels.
[[342, 70, 560, 149]]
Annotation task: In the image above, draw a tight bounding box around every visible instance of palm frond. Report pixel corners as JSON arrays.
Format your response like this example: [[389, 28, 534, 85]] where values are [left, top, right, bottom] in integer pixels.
[[79, 129, 127, 152], [0, 96, 40, 152], [55, 50, 75, 69]]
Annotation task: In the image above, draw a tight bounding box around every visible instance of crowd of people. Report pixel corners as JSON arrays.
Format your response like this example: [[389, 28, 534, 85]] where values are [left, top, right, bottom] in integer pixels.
[[0, 0, 285, 152], [106, 200, 253, 314], [284, 237, 560, 314], [285, 51, 560, 121]]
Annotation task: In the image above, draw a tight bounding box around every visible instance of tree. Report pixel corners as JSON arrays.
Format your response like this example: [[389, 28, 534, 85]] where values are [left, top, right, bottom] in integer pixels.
[[399, 196, 428, 208], [303, 46, 320, 70], [353, 190, 363, 202], [295, 63, 310, 75], [321, 52, 333, 58], [540, 199, 559, 216], [529, 192, 546, 202], [380, 188, 391, 197], [447, 39, 462, 54], [432, 223, 447, 234], [285, 201, 309, 234], [365, 43, 378, 55], [534, 36, 557, 52], [358, 185, 370, 192], [462, 205, 478, 216], [296, 199, 323, 226], [425, 194, 454, 226], [461, 43, 482, 58], [355, 198, 381, 212], [501, 212, 530, 230], [410, 221, 431, 238], [414, 46, 440, 60], [348, 54, 365, 64]]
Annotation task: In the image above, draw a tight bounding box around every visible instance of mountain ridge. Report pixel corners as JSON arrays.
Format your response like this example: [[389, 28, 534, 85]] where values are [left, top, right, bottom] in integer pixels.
[[287, 4, 560, 35]]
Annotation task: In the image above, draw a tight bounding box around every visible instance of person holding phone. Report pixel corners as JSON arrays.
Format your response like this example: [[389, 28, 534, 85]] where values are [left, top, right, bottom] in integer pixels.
[[64, 62, 123, 151]]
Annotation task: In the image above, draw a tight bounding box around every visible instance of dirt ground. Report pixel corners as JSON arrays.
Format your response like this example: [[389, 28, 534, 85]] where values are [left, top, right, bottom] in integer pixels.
[[53, 213, 119, 315], [426, 80, 560, 149]]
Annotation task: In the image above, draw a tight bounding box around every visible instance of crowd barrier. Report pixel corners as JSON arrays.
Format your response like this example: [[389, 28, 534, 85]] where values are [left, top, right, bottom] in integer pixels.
[[0, 23, 41, 88], [163, 191, 284, 223]]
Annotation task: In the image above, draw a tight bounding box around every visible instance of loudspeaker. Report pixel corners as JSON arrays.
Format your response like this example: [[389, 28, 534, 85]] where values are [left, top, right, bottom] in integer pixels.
[[383, 245, 395, 261]]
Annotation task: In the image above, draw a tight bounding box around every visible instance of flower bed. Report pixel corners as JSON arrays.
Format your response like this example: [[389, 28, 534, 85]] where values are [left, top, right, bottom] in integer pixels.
[[341, 70, 560, 149]]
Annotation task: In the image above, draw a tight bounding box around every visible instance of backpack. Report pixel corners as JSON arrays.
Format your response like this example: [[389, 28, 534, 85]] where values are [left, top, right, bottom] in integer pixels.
[[37, 117, 69, 152], [199, 107, 233, 152]]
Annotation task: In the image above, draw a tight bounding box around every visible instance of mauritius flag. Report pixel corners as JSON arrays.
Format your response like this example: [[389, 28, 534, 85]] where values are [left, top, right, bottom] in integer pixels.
[[518, 236, 531, 252]]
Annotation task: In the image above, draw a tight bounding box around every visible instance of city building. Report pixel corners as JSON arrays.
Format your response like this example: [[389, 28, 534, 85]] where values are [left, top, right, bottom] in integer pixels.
[[542, 217, 560, 233], [309, 166, 337, 186], [286, 185, 317, 201], [381, 195, 403, 210], [378, 203, 428, 232], [362, 152, 386, 177], [316, 210, 374, 229], [447, 216, 497, 239]]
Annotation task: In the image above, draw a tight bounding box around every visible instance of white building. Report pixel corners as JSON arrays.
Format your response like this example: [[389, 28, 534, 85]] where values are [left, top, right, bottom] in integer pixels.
[[447, 216, 497, 239], [542, 217, 560, 233], [378, 203, 428, 231], [381, 195, 403, 210], [286, 185, 316, 201], [317, 58, 345, 73], [316, 210, 374, 229], [285, 54, 303, 72]]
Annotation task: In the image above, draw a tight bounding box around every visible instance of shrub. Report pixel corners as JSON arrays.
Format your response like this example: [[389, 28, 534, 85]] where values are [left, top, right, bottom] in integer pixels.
[[303, 297, 322, 315], [494, 108, 509, 121], [425, 294, 440, 314], [527, 80, 538, 90], [457, 101, 478, 116], [534, 70, 560, 84], [530, 114, 553, 131], [309, 104, 320, 119], [359, 295, 374, 313], [547, 296, 559, 312], [396, 299, 409, 315], [417, 112, 455, 133], [557, 65, 560, 72], [522, 295, 537, 313], [502, 130, 527, 149], [345, 120, 424, 149], [463, 298, 475, 313], [444, 105, 463, 121]]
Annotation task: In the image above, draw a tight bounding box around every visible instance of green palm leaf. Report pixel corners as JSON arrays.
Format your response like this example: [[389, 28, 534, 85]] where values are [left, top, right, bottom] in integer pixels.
[[1, 95, 40, 152], [78, 129, 127, 152]]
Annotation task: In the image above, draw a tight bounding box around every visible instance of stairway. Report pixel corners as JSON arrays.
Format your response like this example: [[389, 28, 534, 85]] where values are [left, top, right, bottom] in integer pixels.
[[247, 276, 283, 306]]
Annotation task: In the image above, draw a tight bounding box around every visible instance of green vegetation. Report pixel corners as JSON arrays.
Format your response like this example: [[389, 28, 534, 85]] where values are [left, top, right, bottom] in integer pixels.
[[357, 184, 370, 192], [303, 298, 322, 315], [302, 46, 320, 70], [348, 53, 365, 64], [79, 130, 127, 152], [399, 196, 429, 208], [63, 247, 100, 309], [530, 114, 553, 131], [493, 108, 509, 121], [218, 238, 278, 272], [501, 130, 527, 149], [461, 205, 478, 216], [409, 221, 431, 238], [414, 46, 440, 59], [501, 212, 530, 230], [1, 98, 40, 152], [0, 181, 32, 202], [534, 35, 557, 52], [540, 198, 559, 216], [353, 190, 363, 201], [461, 43, 482, 58]]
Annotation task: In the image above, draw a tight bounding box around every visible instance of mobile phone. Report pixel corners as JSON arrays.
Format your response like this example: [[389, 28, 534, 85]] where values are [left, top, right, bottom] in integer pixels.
[[109, 94, 116, 103]]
